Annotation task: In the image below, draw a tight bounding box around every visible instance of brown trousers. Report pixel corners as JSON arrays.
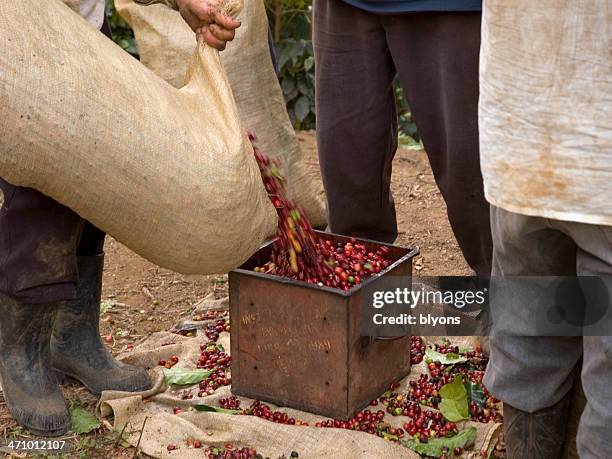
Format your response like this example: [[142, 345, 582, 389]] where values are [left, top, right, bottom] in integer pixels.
[[314, 0, 492, 276]]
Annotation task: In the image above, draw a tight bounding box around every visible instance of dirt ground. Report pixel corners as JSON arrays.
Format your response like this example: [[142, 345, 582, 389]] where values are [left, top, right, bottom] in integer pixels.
[[0, 131, 473, 458]]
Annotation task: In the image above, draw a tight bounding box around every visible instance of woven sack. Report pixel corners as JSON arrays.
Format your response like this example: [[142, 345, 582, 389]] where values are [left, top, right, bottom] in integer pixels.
[[0, 0, 277, 275]]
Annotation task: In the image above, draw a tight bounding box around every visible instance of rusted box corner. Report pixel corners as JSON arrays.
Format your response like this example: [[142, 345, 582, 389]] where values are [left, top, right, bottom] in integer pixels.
[[229, 231, 418, 419]]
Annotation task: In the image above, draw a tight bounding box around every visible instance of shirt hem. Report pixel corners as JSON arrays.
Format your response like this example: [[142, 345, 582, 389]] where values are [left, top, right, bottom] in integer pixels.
[[341, 0, 482, 14], [485, 193, 612, 228]]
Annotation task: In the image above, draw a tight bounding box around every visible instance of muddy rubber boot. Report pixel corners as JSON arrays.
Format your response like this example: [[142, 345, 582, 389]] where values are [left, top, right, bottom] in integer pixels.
[[0, 293, 69, 436], [51, 254, 151, 395], [504, 392, 571, 459]]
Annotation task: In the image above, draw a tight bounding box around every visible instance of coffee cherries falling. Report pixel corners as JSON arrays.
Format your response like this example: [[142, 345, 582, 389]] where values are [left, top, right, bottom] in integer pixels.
[[251, 134, 393, 291]]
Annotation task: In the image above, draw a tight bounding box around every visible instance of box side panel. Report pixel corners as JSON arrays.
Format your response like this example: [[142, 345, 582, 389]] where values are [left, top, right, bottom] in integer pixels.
[[346, 262, 413, 418], [230, 274, 351, 418]]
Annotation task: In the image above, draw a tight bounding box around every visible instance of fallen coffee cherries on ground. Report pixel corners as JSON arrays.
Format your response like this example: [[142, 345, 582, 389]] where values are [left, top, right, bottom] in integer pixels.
[[250, 134, 392, 291]]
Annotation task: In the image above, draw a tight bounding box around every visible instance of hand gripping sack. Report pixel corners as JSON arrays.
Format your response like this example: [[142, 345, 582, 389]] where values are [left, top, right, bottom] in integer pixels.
[[0, 0, 277, 274], [115, 0, 328, 227]]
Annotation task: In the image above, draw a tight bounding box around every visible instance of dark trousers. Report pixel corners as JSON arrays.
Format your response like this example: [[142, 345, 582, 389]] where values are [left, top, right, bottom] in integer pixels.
[[314, 1, 492, 276], [0, 20, 112, 304]]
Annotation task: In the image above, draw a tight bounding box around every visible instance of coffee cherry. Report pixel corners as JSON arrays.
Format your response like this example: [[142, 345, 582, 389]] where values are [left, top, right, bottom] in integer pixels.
[[251, 141, 393, 291]]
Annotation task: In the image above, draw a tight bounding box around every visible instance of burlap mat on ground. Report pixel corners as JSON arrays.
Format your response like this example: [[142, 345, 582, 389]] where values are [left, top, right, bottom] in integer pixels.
[[97, 315, 500, 458]]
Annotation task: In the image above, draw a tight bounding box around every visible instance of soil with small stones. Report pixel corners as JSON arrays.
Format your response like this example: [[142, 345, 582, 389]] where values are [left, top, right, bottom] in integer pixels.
[[0, 131, 473, 458]]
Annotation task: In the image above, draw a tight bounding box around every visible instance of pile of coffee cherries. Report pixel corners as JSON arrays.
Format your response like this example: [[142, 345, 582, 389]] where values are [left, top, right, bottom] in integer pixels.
[[251, 135, 393, 290], [315, 408, 400, 438], [193, 310, 226, 322], [158, 355, 179, 369], [242, 400, 308, 426], [204, 445, 259, 459], [169, 441, 295, 459], [196, 343, 232, 396], [203, 317, 230, 343], [256, 238, 393, 291], [410, 336, 426, 364], [219, 395, 241, 410], [251, 135, 325, 279]]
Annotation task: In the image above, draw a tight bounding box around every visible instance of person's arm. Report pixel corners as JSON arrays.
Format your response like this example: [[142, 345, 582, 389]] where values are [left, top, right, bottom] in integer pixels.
[[134, 0, 240, 50]]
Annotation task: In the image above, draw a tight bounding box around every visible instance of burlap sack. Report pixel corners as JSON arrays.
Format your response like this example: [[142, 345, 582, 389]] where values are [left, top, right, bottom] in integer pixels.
[[96, 324, 501, 458], [115, 0, 328, 227], [0, 0, 277, 275]]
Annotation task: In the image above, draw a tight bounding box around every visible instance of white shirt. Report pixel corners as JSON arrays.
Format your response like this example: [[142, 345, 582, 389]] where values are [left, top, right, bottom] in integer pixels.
[[80, 0, 106, 30], [479, 0, 612, 226], [63, 0, 106, 29]]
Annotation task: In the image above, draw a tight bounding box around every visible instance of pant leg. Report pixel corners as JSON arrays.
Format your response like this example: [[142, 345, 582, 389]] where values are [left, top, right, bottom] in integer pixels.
[[561, 222, 612, 459], [77, 221, 106, 257], [0, 178, 83, 304], [314, 0, 398, 243], [383, 12, 492, 276], [483, 206, 583, 412], [579, 336, 612, 458]]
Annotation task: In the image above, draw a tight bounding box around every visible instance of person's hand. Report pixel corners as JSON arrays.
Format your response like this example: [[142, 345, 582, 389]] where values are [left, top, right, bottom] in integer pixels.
[[175, 0, 241, 50]]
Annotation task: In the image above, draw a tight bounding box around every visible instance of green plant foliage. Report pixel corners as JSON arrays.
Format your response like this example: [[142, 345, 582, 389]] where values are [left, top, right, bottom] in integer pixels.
[[106, 0, 139, 57], [395, 83, 421, 146], [403, 427, 477, 457], [194, 405, 240, 415], [266, 1, 315, 129], [425, 347, 468, 366], [70, 406, 101, 434], [163, 367, 213, 386], [439, 376, 470, 422], [466, 380, 487, 408]]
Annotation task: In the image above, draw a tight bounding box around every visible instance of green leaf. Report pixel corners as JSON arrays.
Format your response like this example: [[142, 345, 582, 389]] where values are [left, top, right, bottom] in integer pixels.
[[70, 406, 101, 434], [297, 78, 311, 96], [193, 405, 240, 415], [100, 300, 115, 315], [294, 95, 311, 122], [402, 427, 477, 457], [163, 368, 213, 386], [281, 77, 296, 96], [439, 376, 470, 422], [425, 348, 468, 365], [304, 56, 314, 71], [466, 381, 486, 408], [285, 87, 299, 102], [278, 43, 294, 69]]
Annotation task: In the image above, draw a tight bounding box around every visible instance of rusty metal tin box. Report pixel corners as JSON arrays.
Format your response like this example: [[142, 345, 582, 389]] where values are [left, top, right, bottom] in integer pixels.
[[229, 231, 419, 419]]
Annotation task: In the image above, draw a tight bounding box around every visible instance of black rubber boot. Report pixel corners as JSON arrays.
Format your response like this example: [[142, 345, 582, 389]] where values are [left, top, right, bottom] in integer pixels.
[[51, 254, 151, 395], [504, 392, 571, 459], [0, 293, 69, 436]]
